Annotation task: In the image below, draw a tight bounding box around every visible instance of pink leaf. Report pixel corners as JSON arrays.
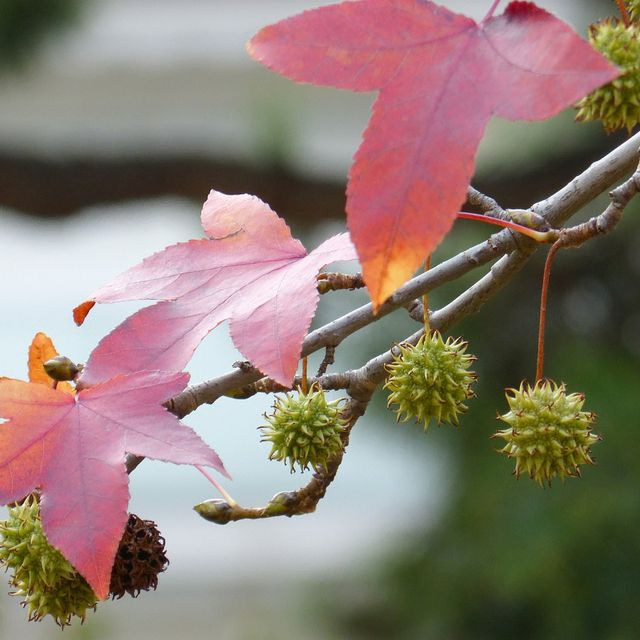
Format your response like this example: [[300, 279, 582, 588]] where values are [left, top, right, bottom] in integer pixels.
[[0, 371, 227, 598], [247, 0, 619, 307], [75, 191, 357, 387]]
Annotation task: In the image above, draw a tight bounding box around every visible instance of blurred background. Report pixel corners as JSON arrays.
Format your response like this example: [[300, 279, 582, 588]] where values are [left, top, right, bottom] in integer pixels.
[[1, 0, 639, 638]]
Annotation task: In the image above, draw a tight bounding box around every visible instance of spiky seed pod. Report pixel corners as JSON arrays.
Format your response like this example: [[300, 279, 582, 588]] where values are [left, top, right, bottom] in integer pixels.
[[0, 495, 97, 627], [109, 514, 169, 599], [575, 19, 640, 132], [493, 380, 600, 487], [384, 332, 477, 430], [260, 386, 348, 472]]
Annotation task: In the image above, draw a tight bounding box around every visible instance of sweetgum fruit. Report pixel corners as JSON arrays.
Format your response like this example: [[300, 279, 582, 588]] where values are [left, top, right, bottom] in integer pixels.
[[0, 495, 97, 627], [493, 380, 600, 486], [260, 386, 348, 472], [384, 332, 476, 430], [109, 513, 169, 599], [575, 18, 640, 132]]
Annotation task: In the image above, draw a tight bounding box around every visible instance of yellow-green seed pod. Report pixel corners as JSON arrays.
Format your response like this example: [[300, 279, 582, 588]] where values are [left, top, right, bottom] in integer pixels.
[[493, 380, 600, 487], [0, 496, 97, 627], [575, 19, 640, 132], [260, 386, 348, 473], [384, 332, 477, 430]]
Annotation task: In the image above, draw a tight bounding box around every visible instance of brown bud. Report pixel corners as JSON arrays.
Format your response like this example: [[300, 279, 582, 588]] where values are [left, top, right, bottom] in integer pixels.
[[193, 499, 234, 524], [263, 491, 299, 517], [43, 356, 82, 382]]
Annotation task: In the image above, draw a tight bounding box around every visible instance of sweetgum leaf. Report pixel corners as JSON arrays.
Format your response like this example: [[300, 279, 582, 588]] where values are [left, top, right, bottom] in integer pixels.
[[74, 190, 357, 387], [248, 0, 619, 307], [0, 370, 227, 599], [28, 332, 74, 394]]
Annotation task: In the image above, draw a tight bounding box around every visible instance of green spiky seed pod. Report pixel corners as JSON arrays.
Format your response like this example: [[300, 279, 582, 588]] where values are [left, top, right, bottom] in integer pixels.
[[493, 380, 600, 487], [109, 514, 169, 599], [260, 386, 348, 472], [575, 19, 640, 132], [384, 332, 477, 430], [0, 495, 97, 627]]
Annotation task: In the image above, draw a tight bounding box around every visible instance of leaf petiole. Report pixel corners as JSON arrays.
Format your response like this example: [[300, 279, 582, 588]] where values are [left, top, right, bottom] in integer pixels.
[[481, 0, 502, 23], [457, 211, 556, 243], [615, 0, 631, 27], [196, 465, 237, 506], [536, 240, 562, 382]]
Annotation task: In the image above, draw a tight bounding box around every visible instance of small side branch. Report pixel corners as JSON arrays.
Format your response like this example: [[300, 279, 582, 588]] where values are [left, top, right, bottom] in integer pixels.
[[167, 135, 640, 420], [317, 272, 365, 293], [553, 166, 640, 249], [466, 185, 505, 217], [193, 392, 373, 523], [316, 345, 336, 376]]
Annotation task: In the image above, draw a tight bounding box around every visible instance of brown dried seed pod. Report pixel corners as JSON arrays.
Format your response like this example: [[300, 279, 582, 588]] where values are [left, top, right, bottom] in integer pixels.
[[109, 514, 169, 599]]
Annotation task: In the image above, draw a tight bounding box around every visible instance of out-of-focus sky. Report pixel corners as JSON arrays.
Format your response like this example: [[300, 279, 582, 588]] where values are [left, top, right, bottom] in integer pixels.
[[0, 1, 601, 175]]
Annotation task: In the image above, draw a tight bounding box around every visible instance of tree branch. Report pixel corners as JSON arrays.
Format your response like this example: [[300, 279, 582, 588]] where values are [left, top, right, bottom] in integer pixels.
[[132, 133, 640, 516], [170, 132, 640, 419], [192, 392, 373, 523]]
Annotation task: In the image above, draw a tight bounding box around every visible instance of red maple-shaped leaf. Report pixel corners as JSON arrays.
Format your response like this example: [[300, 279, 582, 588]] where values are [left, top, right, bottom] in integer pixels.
[[74, 190, 357, 387], [0, 369, 228, 599], [248, 0, 619, 307]]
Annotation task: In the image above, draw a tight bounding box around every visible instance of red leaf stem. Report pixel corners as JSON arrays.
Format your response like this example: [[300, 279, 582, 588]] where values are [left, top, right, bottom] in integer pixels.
[[457, 211, 551, 242], [482, 0, 502, 23], [536, 240, 562, 382]]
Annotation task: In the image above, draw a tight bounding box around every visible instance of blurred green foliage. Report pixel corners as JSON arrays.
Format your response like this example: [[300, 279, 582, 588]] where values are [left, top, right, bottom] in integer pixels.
[[0, 0, 81, 72], [321, 201, 640, 639], [327, 347, 640, 639]]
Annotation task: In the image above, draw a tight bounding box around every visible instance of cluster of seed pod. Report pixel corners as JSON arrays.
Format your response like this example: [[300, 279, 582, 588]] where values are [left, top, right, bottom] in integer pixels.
[[260, 325, 600, 488], [0, 496, 169, 627], [381, 325, 602, 485]]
